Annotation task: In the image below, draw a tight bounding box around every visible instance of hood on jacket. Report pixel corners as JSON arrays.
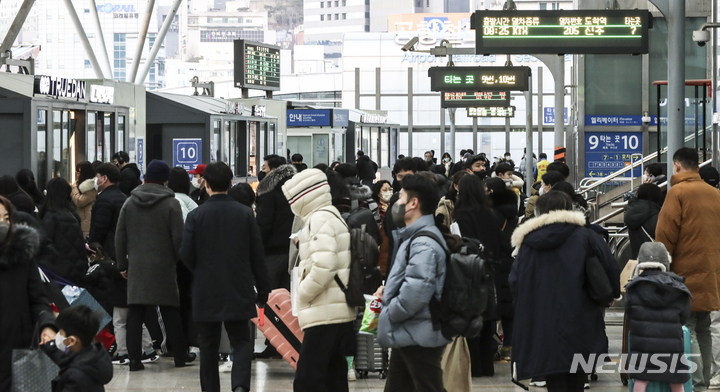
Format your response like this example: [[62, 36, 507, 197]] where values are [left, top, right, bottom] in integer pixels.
[[0, 223, 39, 269], [283, 168, 332, 220], [669, 171, 703, 187], [624, 199, 661, 230], [511, 210, 586, 255], [129, 183, 175, 207], [59, 342, 113, 385], [490, 188, 518, 220], [257, 164, 297, 197], [348, 183, 372, 201], [122, 163, 141, 178], [79, 178, 96, 194], [626, 271, 693, 308]]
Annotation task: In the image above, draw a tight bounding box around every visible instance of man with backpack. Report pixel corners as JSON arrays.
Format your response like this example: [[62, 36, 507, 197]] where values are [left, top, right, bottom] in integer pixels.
[[375, 174, 451, 392]]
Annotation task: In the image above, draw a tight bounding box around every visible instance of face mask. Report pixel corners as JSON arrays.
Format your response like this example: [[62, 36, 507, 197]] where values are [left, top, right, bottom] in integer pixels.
[[539, 186, 545, 196], [93, 177, 100, 191], [191, 177, 201, 189], [391, 202, 407, 228], [443, 158, 450, 163], [0, 222, 9, 244], [503, 178, 513, 188], [55, 333, 68, 352], [380, 191, 393, 202]]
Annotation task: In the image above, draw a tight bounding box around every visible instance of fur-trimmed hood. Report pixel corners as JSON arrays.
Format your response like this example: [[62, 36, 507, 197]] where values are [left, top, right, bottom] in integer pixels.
[[257, 164, 297, 196], [348, 183, 372, 201], [0, 223, 40, 269], [511, 210, 586, 256]]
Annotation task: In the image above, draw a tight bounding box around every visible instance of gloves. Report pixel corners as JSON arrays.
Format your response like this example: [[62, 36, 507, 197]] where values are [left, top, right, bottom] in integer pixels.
[[256, 292, 268, 308]]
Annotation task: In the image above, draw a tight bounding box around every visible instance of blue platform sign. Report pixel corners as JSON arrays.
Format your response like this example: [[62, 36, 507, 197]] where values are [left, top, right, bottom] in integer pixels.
[[137, 137, 144, 181], [287, 110, 331, 127], [586, 115, 696, 127], [544, 107, 568, 125], [173, 139, 202, 174], [585, 132, 642, 178]]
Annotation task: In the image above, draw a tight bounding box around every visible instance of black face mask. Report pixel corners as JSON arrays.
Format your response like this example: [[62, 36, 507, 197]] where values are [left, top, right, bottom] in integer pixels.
[[391, 202, 407, 228], [392, 180, 402, 194], [257, 171, 267, 181]]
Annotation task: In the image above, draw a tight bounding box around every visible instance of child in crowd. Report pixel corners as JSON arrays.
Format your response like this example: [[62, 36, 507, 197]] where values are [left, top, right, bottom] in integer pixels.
[[42, 305, 113, 391], [625, 242, 692, 392]]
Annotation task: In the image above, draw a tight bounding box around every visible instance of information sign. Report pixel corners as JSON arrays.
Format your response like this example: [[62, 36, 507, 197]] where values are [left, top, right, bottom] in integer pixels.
[[442, 91, 510, 108], [173, 139, 202, 174], [466, 106, 516, 117], [429, 66, 531, 92], [585, 132, 642, 178], [287, 110, 331, 127], [234, 40, 280, 91]]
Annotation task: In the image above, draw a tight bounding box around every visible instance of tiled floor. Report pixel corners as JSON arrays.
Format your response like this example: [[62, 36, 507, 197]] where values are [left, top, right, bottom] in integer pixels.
[[106, 325, 628, 392]]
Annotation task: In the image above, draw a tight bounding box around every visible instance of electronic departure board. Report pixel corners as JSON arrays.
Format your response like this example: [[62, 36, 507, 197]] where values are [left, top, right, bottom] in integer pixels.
[[442, 91, 510, 108], [467, 106, 516, 118], [473, 10, 651, 55], [429, 66, 531, 92], [233, 40, 281, 91]]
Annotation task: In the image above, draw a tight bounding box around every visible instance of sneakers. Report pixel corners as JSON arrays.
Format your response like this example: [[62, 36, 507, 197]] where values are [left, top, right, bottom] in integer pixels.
[[219, 361, 233, 373], [141, 351, 160, 363], [529, 380, 546, 387], [111, 353, 129, 365], [584, 383, 590, 389], [348, 369, 356, 382], [710, 374, 720, 389]]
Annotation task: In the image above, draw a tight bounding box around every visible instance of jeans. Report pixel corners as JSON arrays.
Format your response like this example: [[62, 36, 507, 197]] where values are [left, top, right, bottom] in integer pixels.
[[197, 321, 253, 392], [294, 322, 353, 392], [384, 345, 446, 392], [127, 305, 187, 363], [687, 312, 712, 391], [112, 307, 153, 355]]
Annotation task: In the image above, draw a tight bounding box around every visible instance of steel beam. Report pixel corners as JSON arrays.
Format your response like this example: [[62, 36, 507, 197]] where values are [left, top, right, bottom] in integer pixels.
[[129, 0, 156, 82], [88, 0, 113, 78], [0, 0, 36, 55], [63, 0, 104, 78], [136, 0, 177, 84], [525, 76, 534, 193]]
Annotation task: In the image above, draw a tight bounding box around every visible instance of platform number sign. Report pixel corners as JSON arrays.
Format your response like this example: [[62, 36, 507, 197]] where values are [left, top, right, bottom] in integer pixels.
[[585, 132, 641, 178], [173, 139, 202, 176]]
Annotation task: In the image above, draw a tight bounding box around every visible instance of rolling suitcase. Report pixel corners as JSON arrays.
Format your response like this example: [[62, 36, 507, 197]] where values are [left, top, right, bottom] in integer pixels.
[[251, 289, 304, 370], [355, 333, 389, 379]]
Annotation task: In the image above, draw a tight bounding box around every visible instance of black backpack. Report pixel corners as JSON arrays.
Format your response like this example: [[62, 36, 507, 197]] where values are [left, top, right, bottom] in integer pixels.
[[405, 231, 496, 340], [319, 209, 382, 307], [341, 200, 382, 245]]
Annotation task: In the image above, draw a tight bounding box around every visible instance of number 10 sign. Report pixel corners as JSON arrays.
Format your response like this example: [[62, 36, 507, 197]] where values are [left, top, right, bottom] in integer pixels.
[[173, 139, 202, 174]]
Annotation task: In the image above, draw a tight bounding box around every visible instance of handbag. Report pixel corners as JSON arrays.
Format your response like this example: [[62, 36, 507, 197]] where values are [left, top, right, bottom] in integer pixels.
[[38, 268, 70, 313], [620, 259, 638, 294], [441, 336, 472, 392], [60, 285, 112, 334], [11, 325, 59, 392], [584, 231, 614, 306]]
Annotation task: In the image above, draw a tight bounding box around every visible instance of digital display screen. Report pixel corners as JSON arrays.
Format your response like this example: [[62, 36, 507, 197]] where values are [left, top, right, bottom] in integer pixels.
[[466, 106, 516, 118], [428, 66, 531, 92], [234, 40, 280, 91], [442, 91, 510, 108], [473, 10, 651, 55]]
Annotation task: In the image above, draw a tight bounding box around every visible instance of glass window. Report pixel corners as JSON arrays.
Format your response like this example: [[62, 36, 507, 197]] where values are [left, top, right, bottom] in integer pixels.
[[321, 2, 324, 7], [46, 10, 52, 19], [342, 13, 346, 19], [361, 126, 370, 155], [225, 121, 233, 172], [370, 127, 379, 166], [58, 36, 64, 44], [327, 1, 331, 6], [249, 122, 257, 176], [212, 121, 220, 162], [342, 0, 346, 5], [84, 60, 92, 68], [321, 15, 324, 21], [381, 127, 389, 168], [103, 113, 113, 162], [52, 111, 71, 180], [335, 13, 338, 20], [268, 123, 275, 155], [37, 110, 48, 192], [113, 34, 127, 81], [58, 60, 64, 69], [117, 115, 125, 152], [46, 34, 51, 43], [87, 112, 96, 162], [260, 123, 266, 163], [335, 1, 339, 6]]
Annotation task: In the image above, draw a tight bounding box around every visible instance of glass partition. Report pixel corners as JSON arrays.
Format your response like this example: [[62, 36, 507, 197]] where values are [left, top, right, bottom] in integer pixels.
[[212, 120, 220, 162], [227, 121, 235, 174], [260, 122, 266, 164], [249, 122, 257, 176], [37, 110, 48, 191], [117, 115, 125, 152], [268, 123, 275, 155], [103, 113, 114, 162]]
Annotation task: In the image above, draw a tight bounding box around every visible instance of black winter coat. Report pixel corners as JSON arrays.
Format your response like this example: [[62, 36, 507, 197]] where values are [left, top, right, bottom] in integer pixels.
[[624, 199, 660, 259], [509, 210, 620, 380], [383, 191, 401, 276], [455, 206, 506, 319], [42, 341, 113, 392], [0, 224, 55, 392], [255, 165, 296, 256], [489, 189, 519, 318], [190, 187, 209, 206], [13, 212, 65, 287], [41, 209, 87, 284], [80, 259, 122, 314], [356, 155, 378, 181], [180, 194, 272, 322], [625, 271, 692, 384], [88, 184, 127, 260], [118, 163, 141, 197], [6, 191, 36, 215]]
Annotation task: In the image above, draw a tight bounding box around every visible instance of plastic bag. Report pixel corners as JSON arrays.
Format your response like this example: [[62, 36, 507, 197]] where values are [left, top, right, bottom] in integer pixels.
[[359, 295, 382, 335]]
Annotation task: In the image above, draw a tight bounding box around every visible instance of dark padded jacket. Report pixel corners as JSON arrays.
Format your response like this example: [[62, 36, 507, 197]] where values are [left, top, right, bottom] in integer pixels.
[[42, 341, 113, 392], [6, 191, 36, 216], [356, 155, 378, 181], [88, 184, 127, 260], [118, 163, 141, 197], [41, 209, 87, 284], [625, 271, 692, 384], [624, 199, 660, 259], [255, 165, 296, 256]]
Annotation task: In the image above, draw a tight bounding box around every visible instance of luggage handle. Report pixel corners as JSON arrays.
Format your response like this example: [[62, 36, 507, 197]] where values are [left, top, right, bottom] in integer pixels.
[[258, 307, 265, 327]]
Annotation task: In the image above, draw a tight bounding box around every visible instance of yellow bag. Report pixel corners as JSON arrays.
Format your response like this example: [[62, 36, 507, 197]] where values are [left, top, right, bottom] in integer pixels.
[[441, 337, 472, 392], [620, 259, 638, 294]]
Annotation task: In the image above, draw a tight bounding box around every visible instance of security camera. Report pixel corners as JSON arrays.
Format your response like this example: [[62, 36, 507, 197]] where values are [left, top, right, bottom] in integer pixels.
[[642, 115, 652, 125], [401, 37, 420, 52], [693, 30, 710, 46]]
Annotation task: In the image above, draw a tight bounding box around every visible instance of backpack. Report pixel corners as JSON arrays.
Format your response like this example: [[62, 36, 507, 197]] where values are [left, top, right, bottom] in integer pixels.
[[319, 208, 382, 307], [405, 230, 496, 340], [341, 200, 382, 245]]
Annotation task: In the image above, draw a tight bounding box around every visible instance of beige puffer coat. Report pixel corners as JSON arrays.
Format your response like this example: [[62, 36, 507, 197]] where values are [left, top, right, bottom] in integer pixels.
[[282, 168, 356, 330], [71, 178, 97, 237]]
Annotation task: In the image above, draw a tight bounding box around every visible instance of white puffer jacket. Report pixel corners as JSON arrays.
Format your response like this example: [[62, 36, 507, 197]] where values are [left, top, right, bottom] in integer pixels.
[[282, 168, 356, 330]]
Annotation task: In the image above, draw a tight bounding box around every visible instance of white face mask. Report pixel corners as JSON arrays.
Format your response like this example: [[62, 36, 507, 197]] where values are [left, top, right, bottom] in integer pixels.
[[443, 158, 450, 163], [55, 333, 68, 351], [380, 191, 393, 202], [538, 186, 545, 196], [191, 177, 201, 189], [93, 177, 100, 191]]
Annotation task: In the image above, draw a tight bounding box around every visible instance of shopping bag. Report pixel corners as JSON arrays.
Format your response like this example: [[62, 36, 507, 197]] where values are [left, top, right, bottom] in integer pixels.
[[61, 285, 112, 334], [38, 268, 70, 313], [359, 295, 381, 335], [620, 259, 638, 294], [11, 325, 59, 392], [291, 255, 301, 317], [441, 336, 472, 392]]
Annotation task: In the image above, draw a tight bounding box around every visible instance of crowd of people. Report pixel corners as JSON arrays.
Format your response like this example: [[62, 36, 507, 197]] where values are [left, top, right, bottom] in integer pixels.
[[1, 146, 720, 392]]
